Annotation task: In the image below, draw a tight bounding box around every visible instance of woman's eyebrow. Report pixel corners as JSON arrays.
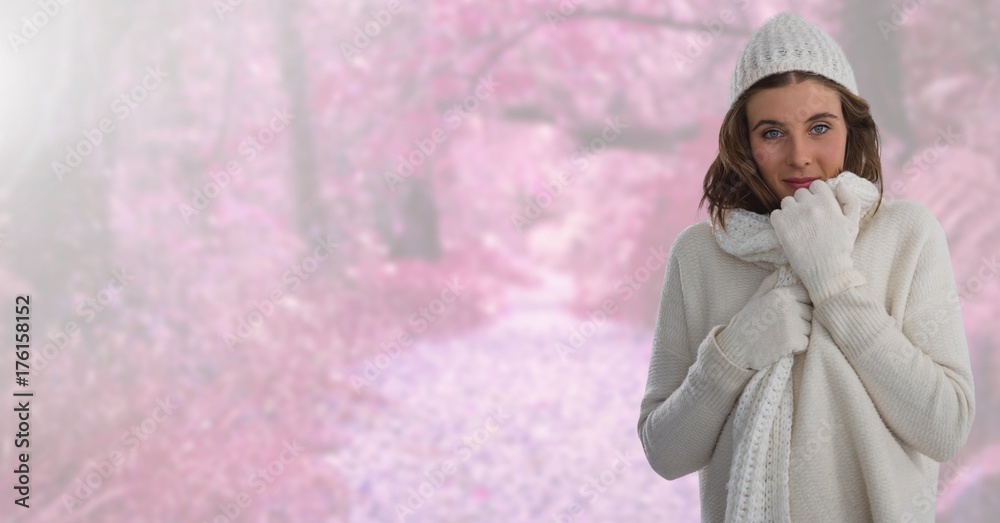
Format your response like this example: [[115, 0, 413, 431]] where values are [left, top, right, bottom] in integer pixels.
[[751, 112, 840, 132]]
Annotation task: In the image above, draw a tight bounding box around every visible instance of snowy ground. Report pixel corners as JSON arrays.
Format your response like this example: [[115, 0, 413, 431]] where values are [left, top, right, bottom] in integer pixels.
[[331, 271, 702, 522]]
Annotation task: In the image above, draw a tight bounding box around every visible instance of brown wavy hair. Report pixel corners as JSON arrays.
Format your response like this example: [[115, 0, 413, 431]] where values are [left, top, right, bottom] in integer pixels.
[[700, 70, 884, 232]]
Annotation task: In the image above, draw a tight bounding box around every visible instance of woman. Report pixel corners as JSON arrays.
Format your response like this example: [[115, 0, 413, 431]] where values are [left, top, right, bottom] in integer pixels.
[[636, 11, 975, 523]]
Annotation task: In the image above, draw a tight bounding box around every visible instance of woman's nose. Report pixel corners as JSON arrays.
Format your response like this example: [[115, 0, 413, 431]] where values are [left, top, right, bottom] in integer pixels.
[[787, 134, 812, 167]]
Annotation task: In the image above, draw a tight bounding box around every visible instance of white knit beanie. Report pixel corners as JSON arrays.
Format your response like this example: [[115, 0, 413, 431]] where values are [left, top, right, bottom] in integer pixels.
[[729, 12, 858, 110]]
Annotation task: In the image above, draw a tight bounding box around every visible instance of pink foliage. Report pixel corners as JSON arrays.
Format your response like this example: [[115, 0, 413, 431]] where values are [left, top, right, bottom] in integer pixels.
[[2, 0, 998, 521]]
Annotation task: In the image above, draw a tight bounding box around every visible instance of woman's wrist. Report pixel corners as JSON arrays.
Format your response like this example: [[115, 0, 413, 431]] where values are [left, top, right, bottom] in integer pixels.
[[800, 260, 866, 306], [714, 325, 751, 370]]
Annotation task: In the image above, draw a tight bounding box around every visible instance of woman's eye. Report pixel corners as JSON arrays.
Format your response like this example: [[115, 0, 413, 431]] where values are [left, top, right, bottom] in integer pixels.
[[762, 129, 780, 140], [812, 124, 831, 134]]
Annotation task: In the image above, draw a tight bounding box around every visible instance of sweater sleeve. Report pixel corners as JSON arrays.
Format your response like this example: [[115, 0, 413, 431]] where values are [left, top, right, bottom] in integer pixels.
[[637, 241, 757, 481], [812, 210, 976, 462]]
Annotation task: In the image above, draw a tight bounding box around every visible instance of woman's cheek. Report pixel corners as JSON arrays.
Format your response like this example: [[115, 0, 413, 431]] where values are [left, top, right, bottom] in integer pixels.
[[753, 143, 776, 167]]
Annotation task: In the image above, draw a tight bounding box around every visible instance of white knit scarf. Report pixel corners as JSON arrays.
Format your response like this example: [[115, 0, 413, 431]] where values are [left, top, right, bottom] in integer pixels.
[[711, 171, 881, 522]]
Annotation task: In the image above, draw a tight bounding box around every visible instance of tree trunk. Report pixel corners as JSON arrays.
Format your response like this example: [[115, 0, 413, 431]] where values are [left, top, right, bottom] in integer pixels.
[[272, 0, 324, 243], [840, 0, 918, 165]]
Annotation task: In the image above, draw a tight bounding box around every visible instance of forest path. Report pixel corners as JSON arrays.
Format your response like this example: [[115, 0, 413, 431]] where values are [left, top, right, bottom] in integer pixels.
[[332, 267, 701, 522]]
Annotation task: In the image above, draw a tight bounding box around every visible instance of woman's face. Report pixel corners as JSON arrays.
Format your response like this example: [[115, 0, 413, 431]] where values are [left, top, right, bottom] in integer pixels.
[[745, 79, 848, 200]]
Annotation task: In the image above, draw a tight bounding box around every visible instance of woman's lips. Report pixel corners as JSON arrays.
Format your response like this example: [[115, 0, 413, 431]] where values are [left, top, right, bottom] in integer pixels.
[[784, 178, 818, 190]]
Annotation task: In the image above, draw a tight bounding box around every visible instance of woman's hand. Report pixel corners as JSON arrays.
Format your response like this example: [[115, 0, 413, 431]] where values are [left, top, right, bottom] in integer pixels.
[[715, 271, 813, 370], [771, 178, 867, 306]]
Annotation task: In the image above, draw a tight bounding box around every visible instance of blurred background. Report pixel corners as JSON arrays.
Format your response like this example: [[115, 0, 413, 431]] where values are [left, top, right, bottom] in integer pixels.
[[1, 0, 997, 521]]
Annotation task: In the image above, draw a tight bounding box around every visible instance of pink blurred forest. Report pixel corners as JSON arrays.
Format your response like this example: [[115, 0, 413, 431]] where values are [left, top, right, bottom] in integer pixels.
[[1, 0, 998, 521]]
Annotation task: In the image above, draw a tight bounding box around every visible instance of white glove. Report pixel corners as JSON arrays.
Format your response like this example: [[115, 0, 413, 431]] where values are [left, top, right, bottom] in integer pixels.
[[771, 179, 867, 306], [715, 271, 813, 370]]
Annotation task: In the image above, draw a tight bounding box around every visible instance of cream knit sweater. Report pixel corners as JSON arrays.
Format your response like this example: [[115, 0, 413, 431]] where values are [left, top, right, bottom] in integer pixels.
[[636, 198, 976, 522]]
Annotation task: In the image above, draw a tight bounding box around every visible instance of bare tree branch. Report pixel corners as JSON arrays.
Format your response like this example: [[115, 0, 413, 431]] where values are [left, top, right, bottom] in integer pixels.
[[564, 8, 753, 36]]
